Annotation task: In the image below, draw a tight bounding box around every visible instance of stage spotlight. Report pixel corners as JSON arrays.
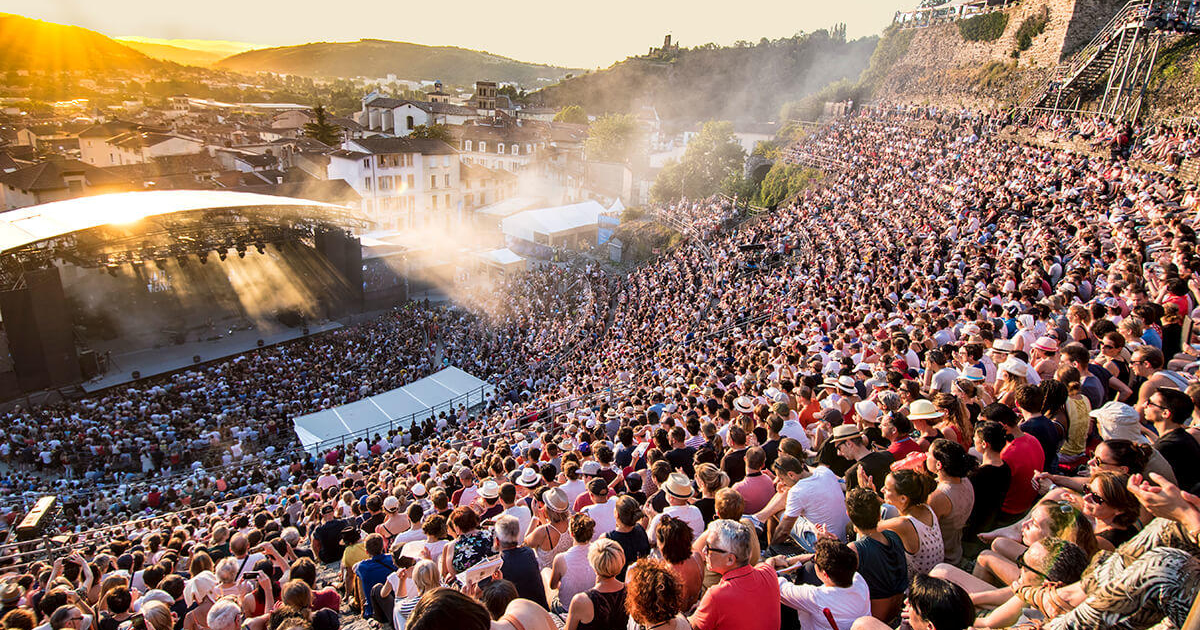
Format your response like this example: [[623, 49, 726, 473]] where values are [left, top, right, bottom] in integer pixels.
[[198, 252, 209, 265], [238, 250, 246, 258], [218, 249, 228, 262], [255, 242, 265, 255]]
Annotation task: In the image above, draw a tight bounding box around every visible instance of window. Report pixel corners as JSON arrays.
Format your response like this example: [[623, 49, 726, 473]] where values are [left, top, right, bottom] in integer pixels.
[[445, 194, 450, 209], [465, 140, 472, 152], [511, 144, 519, 155], [363, 159, 371, 168], [406, 115, 414, 130], [377, 155, 386, 168], [466, 194, 474, 206], [443, 155, 450, 167], [479, 142, 486, 153], [432, 196, 438, 210], [443, 174, 450, 187], [407, 174, 415, 189], [67, 179, 82, 193], [404, 153, 412, 167], [526, 144, 532, 153], [430, 175, 437, 189], [379, 176, 392, 190], [364, 177, 372, 190]]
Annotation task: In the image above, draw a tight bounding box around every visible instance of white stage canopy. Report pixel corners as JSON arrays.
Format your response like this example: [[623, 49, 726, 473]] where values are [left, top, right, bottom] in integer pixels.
[[501, 200, 605, 243], [292, 366, 493, 450]]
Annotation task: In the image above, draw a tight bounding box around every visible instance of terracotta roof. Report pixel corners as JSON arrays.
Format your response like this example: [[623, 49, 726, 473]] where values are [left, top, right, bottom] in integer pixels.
[[0, 159, 131, 192]]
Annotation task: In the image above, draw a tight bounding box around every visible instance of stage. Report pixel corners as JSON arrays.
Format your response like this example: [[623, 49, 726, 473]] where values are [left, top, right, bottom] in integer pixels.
[[81, 320, 344, 392]]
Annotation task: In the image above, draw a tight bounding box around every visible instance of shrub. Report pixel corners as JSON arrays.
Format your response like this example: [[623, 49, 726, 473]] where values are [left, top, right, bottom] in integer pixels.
[[1014, 7, 1050, 52], [959, 12, 1010, 42]]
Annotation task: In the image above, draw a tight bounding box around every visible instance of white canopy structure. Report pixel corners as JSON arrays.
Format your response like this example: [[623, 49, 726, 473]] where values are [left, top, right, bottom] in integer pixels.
[[292, 366, 494, 450], [501, 200, 605, 244], [0, 190, 354, 254]]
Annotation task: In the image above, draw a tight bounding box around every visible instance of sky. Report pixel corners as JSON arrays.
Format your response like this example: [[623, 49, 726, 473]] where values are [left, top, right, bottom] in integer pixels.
[[3, 0, 910, 68]]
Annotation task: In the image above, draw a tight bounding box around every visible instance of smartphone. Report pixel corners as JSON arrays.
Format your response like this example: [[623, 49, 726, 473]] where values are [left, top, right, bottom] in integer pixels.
[[243, 571, 259, 580], [394, 554, 416, 569]]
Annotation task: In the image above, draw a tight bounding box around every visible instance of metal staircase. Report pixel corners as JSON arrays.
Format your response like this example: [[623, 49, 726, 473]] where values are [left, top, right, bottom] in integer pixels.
[[1019, 0, 1170, 120]]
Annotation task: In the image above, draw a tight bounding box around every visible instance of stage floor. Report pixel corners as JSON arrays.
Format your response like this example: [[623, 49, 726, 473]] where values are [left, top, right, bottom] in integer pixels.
[[81, 321, 343, 392]]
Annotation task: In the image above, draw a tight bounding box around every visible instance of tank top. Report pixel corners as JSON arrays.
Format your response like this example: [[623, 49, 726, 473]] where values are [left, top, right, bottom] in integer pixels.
[[904, 508, 943, 578], [555, 545, 596, 606], [578, 588, 628, 630], [534, 521, 571, 569], [935, 481, 974, 566]]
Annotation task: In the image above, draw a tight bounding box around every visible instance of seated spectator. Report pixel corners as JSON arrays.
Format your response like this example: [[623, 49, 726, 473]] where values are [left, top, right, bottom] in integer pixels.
[[564, 539, 626, 630], [688, 519, 780, 630], [625, 559, 691, 630], [851, 575, 974, 630], [494, 514, 548, 610], [772, 538, 870, 630]]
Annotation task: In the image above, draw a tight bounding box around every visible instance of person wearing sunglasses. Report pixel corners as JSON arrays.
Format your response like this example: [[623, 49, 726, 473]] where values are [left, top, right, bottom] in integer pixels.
[[1076, 471, 1142, 551], [970, 538, 1089, 629], [687, 520, 780, 630]]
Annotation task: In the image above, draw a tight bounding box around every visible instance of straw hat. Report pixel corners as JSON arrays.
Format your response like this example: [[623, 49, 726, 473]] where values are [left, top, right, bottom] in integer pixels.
[[907, 399, 945, 421], [663, 473, 694, 499]]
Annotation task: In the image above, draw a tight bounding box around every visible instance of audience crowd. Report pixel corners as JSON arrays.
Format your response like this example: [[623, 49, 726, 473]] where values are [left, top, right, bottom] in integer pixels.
[[1, 104, 1200, 630]]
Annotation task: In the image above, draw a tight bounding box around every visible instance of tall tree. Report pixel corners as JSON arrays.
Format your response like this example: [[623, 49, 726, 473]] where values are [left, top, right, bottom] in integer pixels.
[[553, 105, 587, 124], [408, 124, 455, 143], [585, 114, 643, 164], [302, 104, 343, 147], [651, 120, 745, 202]]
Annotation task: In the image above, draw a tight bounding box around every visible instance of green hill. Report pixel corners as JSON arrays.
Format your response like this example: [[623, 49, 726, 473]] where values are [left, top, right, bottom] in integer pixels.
[[0, 13, 157, 72], [216, 39, 581, 86], [530, 29, 878, 122], [117, 39, 225, 67]]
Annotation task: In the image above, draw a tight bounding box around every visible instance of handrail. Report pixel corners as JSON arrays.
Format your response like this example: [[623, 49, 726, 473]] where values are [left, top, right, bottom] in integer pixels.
[[1020, 0, 1151, 109]]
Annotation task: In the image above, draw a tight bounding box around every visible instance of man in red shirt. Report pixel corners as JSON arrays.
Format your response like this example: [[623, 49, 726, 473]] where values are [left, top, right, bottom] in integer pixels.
[[689, 520, 780, 630], [883, 413, 923, 460], [989, 405, 1044, 522]]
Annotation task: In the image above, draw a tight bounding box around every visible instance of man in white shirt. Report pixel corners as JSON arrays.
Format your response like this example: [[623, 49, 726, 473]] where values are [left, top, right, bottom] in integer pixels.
[[771, 539, 870, 630], [580, 478, 620, 541], [498, 482, 532, 536], [756, 456, 849, 545], [646, 473, 704, 544], [316, 466, 339, 490]]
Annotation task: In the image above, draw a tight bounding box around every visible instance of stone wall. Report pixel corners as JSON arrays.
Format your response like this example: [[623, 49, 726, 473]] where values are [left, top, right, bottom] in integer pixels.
[[875, 0, 1128, 106]]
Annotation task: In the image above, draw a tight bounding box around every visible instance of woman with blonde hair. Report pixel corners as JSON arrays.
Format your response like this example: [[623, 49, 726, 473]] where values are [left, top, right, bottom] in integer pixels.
[[692, 463, 728, 525], [141, 601, 176, 630], [1067, 304, 1095, 349], [564, 539, 627, 630], [391, 560, 439, 630]]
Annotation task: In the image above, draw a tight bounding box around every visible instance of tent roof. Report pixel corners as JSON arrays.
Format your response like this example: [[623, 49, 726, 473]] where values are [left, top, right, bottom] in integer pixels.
[[479, 248, 523, 266], [501, 200, 605, 242], [0, 190, 349, 254]]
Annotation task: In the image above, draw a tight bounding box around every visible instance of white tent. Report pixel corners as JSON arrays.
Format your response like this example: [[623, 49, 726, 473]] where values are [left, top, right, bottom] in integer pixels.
[[608, 199, 625, 215], [292, 366, 493, 450], [501, 200, 606, 243]]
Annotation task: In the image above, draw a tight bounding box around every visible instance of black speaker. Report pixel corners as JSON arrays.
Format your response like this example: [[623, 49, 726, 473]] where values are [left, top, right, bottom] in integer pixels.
[[78, 350, 99, 379], [0, 268, 80, 391], [342, 234, 363, 298]]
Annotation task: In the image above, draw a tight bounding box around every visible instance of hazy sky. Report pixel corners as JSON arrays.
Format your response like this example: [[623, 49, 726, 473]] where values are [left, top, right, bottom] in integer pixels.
[[4, 0, 910, 68]]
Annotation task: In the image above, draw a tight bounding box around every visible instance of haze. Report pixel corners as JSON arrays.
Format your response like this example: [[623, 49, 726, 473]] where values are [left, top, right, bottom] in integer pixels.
[[6, 0, 906, 69]]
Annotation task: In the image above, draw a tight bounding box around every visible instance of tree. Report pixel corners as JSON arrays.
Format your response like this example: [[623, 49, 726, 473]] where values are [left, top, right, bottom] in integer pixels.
[[302, 104, 343, 147], [651, 121, 746, 203], [408, 124, 455, 143], [498, 85, 528, 106], [553, 105, 588, 124], [585, 114, 642, 164]]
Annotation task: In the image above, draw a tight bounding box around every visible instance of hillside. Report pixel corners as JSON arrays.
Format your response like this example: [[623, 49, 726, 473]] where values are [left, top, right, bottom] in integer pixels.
[[529, 30, 878, 122], [216, 39, 581, 85], [0, 13, 158, 72], [117, 39, 225, 67]]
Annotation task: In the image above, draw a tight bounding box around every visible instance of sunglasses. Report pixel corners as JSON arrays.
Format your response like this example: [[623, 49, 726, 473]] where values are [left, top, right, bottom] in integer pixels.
[[703, 544, 729, 555], [1083, 491, 1106, 505], [1016, 550, 1050, 580], [1088, 456, 1120, 468]]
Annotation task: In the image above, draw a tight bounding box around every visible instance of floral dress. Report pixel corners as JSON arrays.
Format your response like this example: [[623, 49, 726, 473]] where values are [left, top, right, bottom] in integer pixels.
[[451, 529, 495, 574]]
